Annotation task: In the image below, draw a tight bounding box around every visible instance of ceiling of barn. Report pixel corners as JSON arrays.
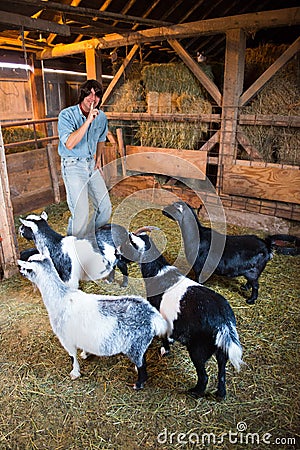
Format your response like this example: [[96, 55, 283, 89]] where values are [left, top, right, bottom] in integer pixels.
[[0, 0, 299, 75]]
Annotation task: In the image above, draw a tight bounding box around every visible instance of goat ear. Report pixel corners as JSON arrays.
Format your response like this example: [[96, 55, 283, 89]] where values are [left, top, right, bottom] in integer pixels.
[[41, 211, 48, 221], [17, 259, 31, 268], [20, 218, 34, 228], [19, 219, 38, 233]]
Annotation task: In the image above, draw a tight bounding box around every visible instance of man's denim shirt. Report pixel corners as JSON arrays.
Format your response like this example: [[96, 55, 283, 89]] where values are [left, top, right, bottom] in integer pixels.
[[58, 104, 108, 158]]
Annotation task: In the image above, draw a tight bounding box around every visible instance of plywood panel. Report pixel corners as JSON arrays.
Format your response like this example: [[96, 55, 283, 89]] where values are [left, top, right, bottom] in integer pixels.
[[0, 80, 33, 121], [126, 146, 207, 180], [223, 165, 300, 204]]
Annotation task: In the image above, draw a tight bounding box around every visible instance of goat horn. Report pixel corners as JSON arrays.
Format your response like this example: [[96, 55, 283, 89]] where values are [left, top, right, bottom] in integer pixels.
[[133, 226, 160, 235]]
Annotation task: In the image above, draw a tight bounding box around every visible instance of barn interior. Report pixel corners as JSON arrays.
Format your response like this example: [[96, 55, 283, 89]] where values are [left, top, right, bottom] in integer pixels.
[[0, 2, 299, 449]]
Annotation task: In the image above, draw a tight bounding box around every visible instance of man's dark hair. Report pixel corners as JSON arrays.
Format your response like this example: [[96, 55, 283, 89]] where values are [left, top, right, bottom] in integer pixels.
[[77, 79, 103, 104]]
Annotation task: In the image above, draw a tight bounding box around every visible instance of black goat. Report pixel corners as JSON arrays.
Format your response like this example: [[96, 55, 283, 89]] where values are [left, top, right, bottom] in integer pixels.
[[162, 201, 296, 304], [119, 229, 243, 399]]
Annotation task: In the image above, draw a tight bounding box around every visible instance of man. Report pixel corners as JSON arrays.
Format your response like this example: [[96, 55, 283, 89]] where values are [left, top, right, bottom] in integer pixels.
[[58, 79, 112, 238]]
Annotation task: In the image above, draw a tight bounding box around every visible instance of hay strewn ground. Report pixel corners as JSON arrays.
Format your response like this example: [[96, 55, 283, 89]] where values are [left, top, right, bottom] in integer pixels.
[[0, 197, 299, 449]]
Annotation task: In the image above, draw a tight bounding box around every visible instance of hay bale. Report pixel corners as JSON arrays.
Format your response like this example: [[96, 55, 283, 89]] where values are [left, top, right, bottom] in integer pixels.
[[141, 62, 213, 97], [136, 121, 208, 150], [240, 44, 300, 165], [108, 61, 213, 150], [110, 78, 146, 114], [146, 91, 159, 114], [139, 62, 213, 149]]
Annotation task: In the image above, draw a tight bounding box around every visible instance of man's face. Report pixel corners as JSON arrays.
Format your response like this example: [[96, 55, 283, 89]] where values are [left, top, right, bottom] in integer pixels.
[[81, 88, 101, 112]]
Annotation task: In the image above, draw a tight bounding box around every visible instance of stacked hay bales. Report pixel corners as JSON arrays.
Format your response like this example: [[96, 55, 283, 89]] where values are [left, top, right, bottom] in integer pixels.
[[108, 61, 213, 150], [107, 62, 147, 146], [240, 44, 300, 165], [138, 62, 213, 149]]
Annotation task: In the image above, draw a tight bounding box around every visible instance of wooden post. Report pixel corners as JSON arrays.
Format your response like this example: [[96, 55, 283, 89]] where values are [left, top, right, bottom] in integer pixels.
[[0, 124, 19, 278], [46, 143, 61, 204], [30, 55, 47, 135], [85, 48, 102, 81], [116, 128, 126, 176], [218, 28, 246, 193]]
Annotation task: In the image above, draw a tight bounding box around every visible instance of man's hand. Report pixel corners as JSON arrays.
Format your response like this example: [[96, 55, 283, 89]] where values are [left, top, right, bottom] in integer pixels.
[[87, 102, 99, 123]]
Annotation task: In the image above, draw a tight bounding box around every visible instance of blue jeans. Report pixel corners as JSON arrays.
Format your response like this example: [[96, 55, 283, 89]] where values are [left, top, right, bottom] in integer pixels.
[[61, 157, 112, 238]]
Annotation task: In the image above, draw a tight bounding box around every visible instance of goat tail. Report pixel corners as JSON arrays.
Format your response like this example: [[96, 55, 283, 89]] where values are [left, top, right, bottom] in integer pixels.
[[152, 313, 171, 338], [215, 324, 243, 372], [265, 234, 300, 256]]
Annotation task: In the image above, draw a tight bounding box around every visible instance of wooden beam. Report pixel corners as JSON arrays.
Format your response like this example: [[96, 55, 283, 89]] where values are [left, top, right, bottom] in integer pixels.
[[85, 48, 102, 80], [239, 114, 300, 127], [199, 130, 220, 153], [9, 0, 172, 27], [105, 112, 221, 122], [236, 131, 263, 160], [240, 37, 300, 106], [101, 44, 139, 107], [37, 38, 100, 59], [219, 29, 246, 169], [167, 39, 222, 106], [95, 7, 300, 49], [37, 7, 300, 59], [0, 11, 70, 36]]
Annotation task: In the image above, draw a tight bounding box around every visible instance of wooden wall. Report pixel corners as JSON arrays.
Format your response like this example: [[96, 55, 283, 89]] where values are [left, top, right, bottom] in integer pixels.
[[0, 79, 33, 122], [6, 144, 64, 215]]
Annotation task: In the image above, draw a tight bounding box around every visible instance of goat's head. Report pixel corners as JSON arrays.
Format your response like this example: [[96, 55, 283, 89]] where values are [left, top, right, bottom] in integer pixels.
[[19, 211, 48, 241], [162, 201, 192, 223], [18, 253, 51, 283], [162, 201, 201, 228], [117, 227, 161, 264]]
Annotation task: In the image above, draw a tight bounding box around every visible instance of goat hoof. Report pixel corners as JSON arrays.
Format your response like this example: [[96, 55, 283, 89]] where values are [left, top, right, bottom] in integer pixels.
[[80, 350, 91, 359], [215, 390, 226, 401], [160, 347, 170, 357], [70, 371, 81, 380], [187, 388, 205, 399], [133, 382, 145, 390], [246, 299, 255, 305]]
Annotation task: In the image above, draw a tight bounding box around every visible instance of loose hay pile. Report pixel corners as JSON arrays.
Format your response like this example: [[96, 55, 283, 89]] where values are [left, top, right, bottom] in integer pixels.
[[240, 44, 300, 165], [1, 197, 299, 449]]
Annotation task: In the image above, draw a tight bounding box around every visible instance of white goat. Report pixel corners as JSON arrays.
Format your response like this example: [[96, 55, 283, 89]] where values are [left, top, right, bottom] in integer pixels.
[[19, 211, 112, 289], [18, 254, 169, 389]]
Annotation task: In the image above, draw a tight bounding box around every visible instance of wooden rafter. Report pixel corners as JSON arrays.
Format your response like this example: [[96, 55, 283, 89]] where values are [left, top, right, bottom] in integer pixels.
[[37, 7, 300, 59], [0, 11, 70, 36], [167, 39, 222, 106], [101, 44, 140, 106], [8, 0, 172, 27]]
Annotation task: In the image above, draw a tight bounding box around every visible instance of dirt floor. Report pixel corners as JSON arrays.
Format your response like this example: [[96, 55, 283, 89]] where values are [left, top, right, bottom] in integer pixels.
[[0, 198, 299, 449]]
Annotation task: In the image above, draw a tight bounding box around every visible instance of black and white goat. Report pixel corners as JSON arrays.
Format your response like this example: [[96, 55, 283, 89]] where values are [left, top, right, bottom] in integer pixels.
[[18, 253, 169, 389], [163, 201, 286, 304], [118, 229, 243, 399], [19, 212, 130, 289]]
